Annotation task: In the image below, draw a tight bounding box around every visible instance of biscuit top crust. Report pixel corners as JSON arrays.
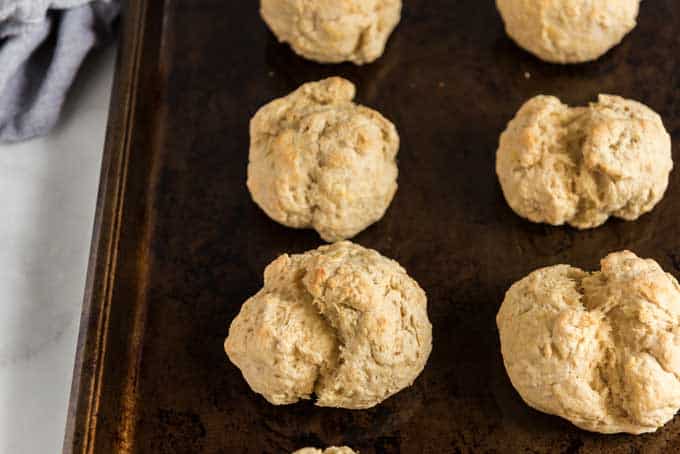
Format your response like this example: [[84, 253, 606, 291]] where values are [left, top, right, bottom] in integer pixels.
[[225, 241, 432, 409], [496, 0, 640, 63], [496, 94, 672, 228], [261, 0, 402, 64], [248, 77, 399, 242], [497, 251, 680, 434]]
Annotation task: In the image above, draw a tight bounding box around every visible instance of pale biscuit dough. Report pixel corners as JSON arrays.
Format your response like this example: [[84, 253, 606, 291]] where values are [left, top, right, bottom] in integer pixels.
[[497, 251, 680, 434], [248, 77, 399, 242], [292, 447, 356, 454], [496, 0, 640, 63], [260, 0, 401, 65], [496, 95, 672, 229], [224, 241, 432, 409]]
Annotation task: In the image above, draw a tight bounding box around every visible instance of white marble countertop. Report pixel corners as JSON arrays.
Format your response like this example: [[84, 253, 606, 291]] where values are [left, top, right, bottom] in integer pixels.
[[0, 44, 116, 454]]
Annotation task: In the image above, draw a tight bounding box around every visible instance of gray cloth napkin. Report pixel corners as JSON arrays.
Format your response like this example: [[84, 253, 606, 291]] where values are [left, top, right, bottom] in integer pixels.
[[0, 0, 118, 143]]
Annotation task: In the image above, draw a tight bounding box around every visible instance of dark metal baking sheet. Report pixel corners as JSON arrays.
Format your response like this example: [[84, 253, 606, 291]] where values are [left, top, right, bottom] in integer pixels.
[[64, 1, 680, 452]]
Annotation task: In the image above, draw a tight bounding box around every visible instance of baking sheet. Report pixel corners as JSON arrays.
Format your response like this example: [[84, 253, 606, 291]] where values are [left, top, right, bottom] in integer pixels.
[[65, 1, 680, 452]]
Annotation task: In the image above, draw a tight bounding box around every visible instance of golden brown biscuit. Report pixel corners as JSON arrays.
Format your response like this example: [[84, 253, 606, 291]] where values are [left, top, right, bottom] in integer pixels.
[[497, 251, 680, 434], [292, 447, 356, 454], [261, 0, 401, 64], [248, 77, 399, 242], [225, 241, 432, 409], [496, 95, 672, 228], [496, 0, 640, 63]]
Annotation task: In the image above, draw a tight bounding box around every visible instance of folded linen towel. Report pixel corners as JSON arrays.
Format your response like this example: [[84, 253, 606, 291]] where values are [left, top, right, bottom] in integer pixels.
[[0, 0, 118, 143]]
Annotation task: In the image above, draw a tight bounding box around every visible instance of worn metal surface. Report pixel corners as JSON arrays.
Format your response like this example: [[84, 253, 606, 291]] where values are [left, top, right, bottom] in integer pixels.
[[65, 1, 680, 452]]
